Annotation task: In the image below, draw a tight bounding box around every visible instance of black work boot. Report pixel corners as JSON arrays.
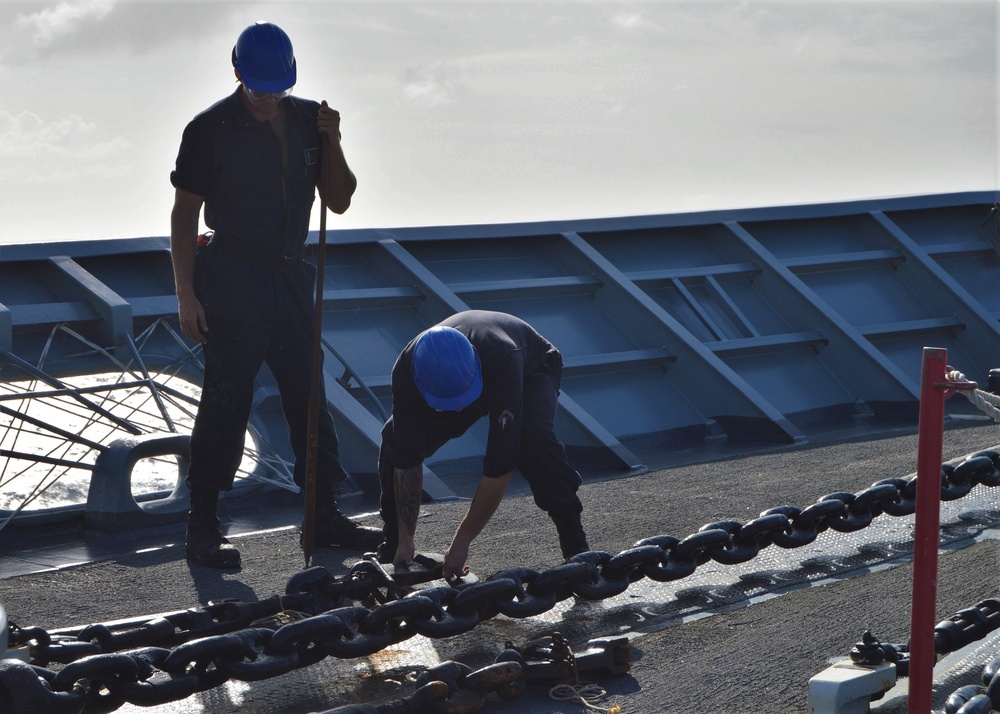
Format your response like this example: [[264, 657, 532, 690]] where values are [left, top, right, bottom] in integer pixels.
[[552, 511, 590, 560], [307, 505, 384, 551], [375, 535, 398, 564], [185, 488, 241, 568]]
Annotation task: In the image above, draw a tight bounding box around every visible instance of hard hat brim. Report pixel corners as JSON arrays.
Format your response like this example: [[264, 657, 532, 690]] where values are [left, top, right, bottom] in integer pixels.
[[241, 62, 297, 94], [420, 364, 483, 412]]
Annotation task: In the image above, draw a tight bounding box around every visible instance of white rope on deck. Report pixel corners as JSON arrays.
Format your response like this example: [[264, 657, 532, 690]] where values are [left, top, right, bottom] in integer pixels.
[[947, 369, 1000, 423]]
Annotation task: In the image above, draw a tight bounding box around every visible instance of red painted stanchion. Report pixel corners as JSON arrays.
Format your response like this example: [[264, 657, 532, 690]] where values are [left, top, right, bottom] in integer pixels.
[[907, 348, 964, 714]]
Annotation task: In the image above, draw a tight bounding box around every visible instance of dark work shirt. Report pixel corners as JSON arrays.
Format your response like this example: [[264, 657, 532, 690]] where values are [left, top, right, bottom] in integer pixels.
[[389, 310, 559, 477], [170, 88, 321, 256]]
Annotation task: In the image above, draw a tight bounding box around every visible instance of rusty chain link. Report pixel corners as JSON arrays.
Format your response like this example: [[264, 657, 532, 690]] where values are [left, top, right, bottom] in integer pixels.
[[4, 449, 1000, 712], [312, 659, 526, 714]]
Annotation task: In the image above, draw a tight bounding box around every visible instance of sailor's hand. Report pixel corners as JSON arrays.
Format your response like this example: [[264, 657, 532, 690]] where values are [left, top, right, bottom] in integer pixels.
[[944, 365, 969, 400], [393, 541, 415, 568], [177, 293, 208, 344], [318, 101, 341, 139], [443, 540, 470, 580]]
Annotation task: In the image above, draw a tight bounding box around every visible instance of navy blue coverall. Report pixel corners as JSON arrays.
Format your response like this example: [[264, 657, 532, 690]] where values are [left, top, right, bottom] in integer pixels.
[[378, 310, 584, 542], [170, 88, 347, 495]]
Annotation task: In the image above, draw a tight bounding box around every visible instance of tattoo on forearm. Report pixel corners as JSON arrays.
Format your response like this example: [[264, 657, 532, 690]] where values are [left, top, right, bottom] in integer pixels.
[[395, 466, 422, 536]]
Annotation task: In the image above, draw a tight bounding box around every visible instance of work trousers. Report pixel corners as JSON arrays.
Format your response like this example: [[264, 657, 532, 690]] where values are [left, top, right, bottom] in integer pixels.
[[378, 356, 583, 540], [187, 248, 347, 494]]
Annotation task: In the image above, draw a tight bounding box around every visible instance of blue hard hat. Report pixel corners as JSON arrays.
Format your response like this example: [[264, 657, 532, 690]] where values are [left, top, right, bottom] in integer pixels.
[[411, 326, 483, 411], [232, 22, 297, 93]]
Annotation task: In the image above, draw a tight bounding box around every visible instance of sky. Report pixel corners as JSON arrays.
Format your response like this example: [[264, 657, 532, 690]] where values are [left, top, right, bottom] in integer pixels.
[[0, 0, 997, 246]]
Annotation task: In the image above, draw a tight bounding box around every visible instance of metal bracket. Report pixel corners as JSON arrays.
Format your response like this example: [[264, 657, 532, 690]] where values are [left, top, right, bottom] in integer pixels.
[[807, 659, 896, 714]]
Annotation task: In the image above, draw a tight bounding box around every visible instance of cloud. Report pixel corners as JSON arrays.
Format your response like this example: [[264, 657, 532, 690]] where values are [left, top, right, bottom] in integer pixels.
[[16, 0, 115, 47], [403, 79, 451, 105], [612, 12, 645, 30], [1, 1, 244, 68], [0, 110, 133, 181], [401, 63, 459, 107], [612, 11, 663, 33]]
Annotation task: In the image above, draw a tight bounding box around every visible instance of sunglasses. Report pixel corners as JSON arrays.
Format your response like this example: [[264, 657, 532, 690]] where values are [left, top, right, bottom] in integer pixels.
[[245, 86, 293, 102]]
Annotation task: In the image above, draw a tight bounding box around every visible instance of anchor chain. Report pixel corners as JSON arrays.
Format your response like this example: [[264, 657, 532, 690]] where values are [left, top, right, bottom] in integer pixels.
[[942, 603, 1000, 714], [313, 635, 629, 714], [849, 598, 1000, 679], [5, 450, 1000, 712], [944, 653, 1000, 714]]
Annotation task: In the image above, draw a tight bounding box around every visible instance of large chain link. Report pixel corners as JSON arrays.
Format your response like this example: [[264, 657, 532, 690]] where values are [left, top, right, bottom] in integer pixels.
[[853, 600, 1000, 714], [5, 449, 1000, 712], [943, 651, 1000, 714], [311, 659, 526, 714], [850, 598, 1000, 674]]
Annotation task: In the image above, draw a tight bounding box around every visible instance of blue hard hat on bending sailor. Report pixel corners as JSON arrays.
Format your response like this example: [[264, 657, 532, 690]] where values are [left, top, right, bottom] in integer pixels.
[[412, 326, 484, 411]]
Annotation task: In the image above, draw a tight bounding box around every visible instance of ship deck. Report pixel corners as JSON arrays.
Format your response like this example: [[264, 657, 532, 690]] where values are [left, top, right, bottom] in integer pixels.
[[3, 415, 999, 713]]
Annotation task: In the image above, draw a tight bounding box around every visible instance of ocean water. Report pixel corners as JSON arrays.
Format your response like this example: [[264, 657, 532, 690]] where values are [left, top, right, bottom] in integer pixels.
[[0, 372, 263, 514]]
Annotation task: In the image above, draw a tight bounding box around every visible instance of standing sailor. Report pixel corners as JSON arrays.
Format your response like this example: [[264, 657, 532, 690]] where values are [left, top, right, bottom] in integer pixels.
[[169, 22, 381, 568]]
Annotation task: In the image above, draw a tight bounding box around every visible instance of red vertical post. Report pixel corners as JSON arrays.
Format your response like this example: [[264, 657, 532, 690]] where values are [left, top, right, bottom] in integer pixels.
[[907, 346, 948, 714]]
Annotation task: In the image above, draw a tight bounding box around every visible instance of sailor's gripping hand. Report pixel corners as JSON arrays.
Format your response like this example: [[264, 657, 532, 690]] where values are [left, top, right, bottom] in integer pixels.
[[318, 100, 341, 139]]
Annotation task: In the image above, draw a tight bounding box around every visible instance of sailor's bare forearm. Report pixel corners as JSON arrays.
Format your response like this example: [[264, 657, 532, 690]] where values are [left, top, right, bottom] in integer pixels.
[[394, 465, 423, 536]]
